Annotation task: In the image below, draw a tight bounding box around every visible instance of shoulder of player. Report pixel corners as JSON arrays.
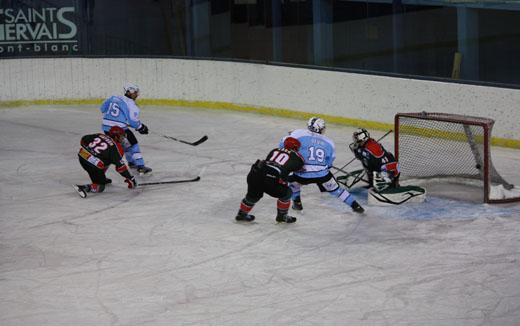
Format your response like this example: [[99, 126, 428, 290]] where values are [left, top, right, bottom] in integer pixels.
[[363, 139, 385, 157], [293, 151, 305, 162], [288, 129, 310, 138], [310, 133, 335, 150], [100, 133, 124, 156], [120, 96, 139, 110], [320, 134, 335, 145]]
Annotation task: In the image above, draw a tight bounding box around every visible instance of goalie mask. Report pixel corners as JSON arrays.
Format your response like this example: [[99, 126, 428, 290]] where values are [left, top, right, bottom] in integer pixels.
[[353, 128, 370, 145], [307, 117, 326, 134]]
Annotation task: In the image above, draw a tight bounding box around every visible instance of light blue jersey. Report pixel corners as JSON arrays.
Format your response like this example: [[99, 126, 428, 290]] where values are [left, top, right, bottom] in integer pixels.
[[280, 129, 336, 179], [99, 95, 146, 167], [100, 95, 143, 132]]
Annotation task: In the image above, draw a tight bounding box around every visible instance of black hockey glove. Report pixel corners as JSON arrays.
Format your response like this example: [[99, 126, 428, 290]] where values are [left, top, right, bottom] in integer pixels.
[[125, 176, 137, 189], [137, 123, 149, 135], [349, 142, 358, 152]]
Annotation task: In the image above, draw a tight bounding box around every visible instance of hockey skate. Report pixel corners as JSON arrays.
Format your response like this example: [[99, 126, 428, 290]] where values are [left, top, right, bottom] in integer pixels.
[[235, 211, 255, 222], [292, 197, 303, 211], [351, 200, 365, 214], [276, 214, 297, 223], [105, 178, 112, 184], [73, 185, 88, 198], [137, 166, 152, 175]]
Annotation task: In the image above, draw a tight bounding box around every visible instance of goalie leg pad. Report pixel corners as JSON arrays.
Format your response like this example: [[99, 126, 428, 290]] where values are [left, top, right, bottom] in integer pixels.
[[368, 185, 426, 206]]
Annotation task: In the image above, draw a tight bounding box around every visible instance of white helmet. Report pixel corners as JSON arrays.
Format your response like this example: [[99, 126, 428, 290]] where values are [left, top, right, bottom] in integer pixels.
[[123, 82, 140, 96], [353, 128, 370, 144], [307, 117, 326, 134]]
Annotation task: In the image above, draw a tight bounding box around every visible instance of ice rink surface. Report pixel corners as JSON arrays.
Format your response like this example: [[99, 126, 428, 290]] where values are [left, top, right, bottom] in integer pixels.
[[1, 105, 520, 326]]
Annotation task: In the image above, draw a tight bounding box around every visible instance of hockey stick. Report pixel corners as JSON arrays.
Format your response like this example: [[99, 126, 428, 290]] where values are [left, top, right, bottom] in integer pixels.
[[335, 168, 370, 189], [139, 176, 200, 186], [334, 129, 393, 173], [156, 132, 208, 146]]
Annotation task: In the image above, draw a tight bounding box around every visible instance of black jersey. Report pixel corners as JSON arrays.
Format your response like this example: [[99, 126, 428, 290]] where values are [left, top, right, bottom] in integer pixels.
[[352, 138, 398, 175], [78, 133, 127, 172], [262, 147, 305, 181]]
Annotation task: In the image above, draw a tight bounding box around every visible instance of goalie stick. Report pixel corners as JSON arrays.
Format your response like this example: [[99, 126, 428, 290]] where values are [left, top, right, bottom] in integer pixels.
[[335, 168, 370, 189], [157, 133, 208, 146], [138, 176, 201, 186]]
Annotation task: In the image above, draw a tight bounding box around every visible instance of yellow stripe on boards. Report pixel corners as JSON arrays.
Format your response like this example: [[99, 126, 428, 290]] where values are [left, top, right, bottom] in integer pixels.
[[1, 98, 519, 149]]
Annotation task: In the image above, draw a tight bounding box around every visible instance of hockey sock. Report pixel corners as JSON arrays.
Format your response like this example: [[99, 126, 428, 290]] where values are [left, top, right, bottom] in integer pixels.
[[89, 184, 106, 193], [329, 187, 355, 206], [277, 199, 291, 212], [276, 201, 296, 223], [239, 198, 256, 215]]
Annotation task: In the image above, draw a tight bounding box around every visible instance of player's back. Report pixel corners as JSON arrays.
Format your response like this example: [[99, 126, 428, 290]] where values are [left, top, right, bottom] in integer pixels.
[[100, 96, 132, 128], [265, 147, 304, 178], [287, 129, 335, 178], [80, 133, 124, 166]]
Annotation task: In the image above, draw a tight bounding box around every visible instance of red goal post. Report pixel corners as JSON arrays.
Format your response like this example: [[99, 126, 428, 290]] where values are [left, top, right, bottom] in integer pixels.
[[394, 112, 520, 203]]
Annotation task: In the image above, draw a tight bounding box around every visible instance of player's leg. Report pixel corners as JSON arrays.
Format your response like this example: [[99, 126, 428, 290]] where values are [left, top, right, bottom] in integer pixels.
[[125, 130, 152, 174], [320, 172, 365, 213], [235, 166, 264, 222], [265, 181, 297, 223], [289, 182, 303, 210], [275, 189, 297, 223], [75, 158, 108, 197], [289, 174, 327, 211]]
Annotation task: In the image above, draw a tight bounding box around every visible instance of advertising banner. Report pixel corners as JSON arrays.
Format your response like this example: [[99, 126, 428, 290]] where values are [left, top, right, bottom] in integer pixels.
[[0, 0, 83, 57]]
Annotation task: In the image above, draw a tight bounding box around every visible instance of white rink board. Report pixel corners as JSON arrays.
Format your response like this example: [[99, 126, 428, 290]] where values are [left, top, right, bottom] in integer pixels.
[[1, 57, 520, 139]]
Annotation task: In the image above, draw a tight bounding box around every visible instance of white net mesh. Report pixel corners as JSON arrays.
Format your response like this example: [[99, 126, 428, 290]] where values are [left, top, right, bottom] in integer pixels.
[[396, 112, 517, 203]]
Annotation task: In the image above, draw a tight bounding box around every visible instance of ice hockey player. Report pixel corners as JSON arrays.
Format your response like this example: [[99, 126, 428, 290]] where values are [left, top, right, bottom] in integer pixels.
[[235, 137, 305, 223], [281, 117, 364, 214], [349, 128, 400, 192], [348, 128, 426, 205], [73, 126, 137, 198], [99, 82, 152, 175]]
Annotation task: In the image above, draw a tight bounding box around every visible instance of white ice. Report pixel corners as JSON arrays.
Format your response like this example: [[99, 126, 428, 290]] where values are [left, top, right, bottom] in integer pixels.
[[1, 105, 520, 326]]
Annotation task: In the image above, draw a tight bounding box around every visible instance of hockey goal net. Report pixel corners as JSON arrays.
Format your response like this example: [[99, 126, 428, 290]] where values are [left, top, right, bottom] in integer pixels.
[[394, 112, 520, 203]]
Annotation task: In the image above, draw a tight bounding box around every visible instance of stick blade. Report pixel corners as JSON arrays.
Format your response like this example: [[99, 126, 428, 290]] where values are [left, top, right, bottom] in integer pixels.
[[191, 135, 208, 146]]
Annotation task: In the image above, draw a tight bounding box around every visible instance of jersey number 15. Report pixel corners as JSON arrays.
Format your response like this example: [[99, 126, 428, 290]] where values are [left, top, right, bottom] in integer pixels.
[[108, 103, 120, 117]]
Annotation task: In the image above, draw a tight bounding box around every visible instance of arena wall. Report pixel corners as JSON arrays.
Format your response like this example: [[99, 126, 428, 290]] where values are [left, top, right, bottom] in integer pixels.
[[1, 57, 519, 146]]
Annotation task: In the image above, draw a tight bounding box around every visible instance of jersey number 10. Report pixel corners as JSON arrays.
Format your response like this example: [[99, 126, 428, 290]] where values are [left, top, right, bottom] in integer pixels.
[[268, 150, 290, 165]]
